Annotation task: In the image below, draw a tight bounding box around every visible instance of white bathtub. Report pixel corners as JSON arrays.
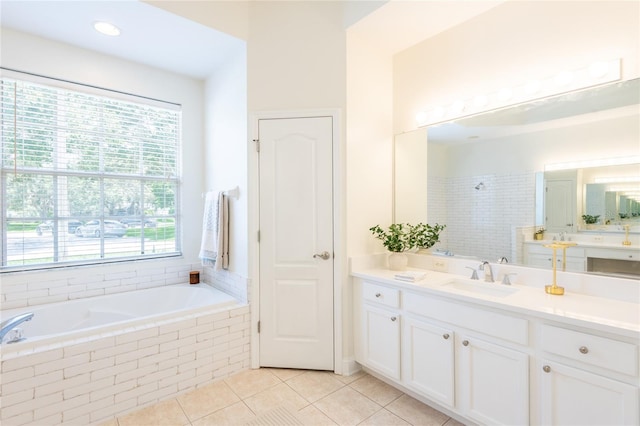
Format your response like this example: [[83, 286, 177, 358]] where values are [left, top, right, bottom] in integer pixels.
[[1, 283, 238, 347], [0, 283, 250, 425]]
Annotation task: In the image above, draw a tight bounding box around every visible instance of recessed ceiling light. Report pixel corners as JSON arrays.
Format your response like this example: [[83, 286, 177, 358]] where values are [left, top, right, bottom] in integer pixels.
[[94, 21, 121, 37]]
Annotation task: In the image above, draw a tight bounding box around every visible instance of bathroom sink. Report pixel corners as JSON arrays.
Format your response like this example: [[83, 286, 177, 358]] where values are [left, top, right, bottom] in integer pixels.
[[441, 279, 519, 298]]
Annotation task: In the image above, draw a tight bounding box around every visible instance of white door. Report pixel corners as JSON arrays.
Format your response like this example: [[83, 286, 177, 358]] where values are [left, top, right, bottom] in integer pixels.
[[546, 180, 575, 233], [258, 116, 334, 370]]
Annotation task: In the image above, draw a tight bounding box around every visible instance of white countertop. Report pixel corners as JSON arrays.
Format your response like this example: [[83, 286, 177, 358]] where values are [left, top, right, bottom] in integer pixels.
[[524, 239, 640, 251], [352, 268, 640, 339]]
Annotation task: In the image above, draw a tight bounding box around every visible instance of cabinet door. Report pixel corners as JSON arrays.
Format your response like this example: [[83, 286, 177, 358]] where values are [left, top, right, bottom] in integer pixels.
[[363, 304, 400, 379], [540, 360, 639, 425], [459, 335, 529, 425], [402, 316, 455, 407]]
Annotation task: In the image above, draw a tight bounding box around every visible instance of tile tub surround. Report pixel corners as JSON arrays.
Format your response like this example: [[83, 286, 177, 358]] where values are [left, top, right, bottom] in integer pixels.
[[0, 304, 251, 425], [103, 368, 465, 426], [0, 261, 208, 310]]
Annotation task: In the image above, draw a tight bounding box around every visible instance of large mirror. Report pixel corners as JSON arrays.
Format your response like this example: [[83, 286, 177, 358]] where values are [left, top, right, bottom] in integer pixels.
[[394, 78, 640, 275]]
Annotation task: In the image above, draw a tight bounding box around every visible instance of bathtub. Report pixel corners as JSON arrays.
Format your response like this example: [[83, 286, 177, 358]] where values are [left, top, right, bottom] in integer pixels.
[[1, 283, 238, 346], [0, 283, 251, 425]]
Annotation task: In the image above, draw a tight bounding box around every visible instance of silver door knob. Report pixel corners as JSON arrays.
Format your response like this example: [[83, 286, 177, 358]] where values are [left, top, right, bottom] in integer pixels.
[[443, 334, 450, 340], [462, 340, 469, 346], [543, 365, 551, 373], [313, 251, 331, 260], [579, 346, 589, 354]]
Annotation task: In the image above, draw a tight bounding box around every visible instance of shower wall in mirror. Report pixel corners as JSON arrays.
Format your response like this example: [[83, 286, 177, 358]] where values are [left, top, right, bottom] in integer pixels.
[[394, 79, 640, 269]]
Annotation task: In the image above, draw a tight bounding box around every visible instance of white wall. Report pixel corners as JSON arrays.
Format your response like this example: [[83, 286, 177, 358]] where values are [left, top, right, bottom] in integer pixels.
[[393, 0, 640, 135], [0, 28, 207, 306], [204, 46, 249, 300]]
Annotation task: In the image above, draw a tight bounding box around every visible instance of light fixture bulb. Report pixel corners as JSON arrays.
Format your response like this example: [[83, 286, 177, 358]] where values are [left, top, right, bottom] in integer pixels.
[[524, 80, 541, 95], [94, 21, 121, 36], [473, 95, 488, 107], [554, 71, 573, 87], [450, 100, 466, 114], [497, 87, 512, 102], [589, 61, 609, 79]]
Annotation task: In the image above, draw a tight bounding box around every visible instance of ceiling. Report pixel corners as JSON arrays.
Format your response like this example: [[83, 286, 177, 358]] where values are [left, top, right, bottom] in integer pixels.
[[0, 0, 504, 80], [0, 0, 244, 80]]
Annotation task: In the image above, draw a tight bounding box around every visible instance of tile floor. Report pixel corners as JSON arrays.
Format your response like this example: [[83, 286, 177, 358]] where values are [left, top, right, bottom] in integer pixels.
[[101, 368, 464, 426]]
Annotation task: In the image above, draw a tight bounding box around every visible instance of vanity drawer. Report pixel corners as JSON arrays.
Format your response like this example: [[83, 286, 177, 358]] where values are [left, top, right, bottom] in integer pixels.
[[363, 281, 400, 309], [541, 324, 638, 376], [404, 292, 528, 346], [586, 248, 640, 261]]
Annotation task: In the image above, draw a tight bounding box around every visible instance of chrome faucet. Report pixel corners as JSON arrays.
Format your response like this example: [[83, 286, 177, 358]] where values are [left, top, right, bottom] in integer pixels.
[[0, 312, 34, 343], [480, 261, 494, 283]]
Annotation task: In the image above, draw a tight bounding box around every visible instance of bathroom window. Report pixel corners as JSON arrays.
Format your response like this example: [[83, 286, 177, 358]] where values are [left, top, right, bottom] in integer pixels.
[[0, 76, 181, 271]]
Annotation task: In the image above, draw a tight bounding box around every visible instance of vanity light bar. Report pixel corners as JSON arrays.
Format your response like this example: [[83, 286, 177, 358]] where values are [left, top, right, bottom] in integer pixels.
[[594, 176, 640, 184], [415, 58, 621, 127], [544, 156, 640, 172]]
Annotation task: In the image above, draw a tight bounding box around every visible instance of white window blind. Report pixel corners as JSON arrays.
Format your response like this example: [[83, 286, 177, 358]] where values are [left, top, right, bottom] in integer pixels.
[[1, 77, 181, 271]]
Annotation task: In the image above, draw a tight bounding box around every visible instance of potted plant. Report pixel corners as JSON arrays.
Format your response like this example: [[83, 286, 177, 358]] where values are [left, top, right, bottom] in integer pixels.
[[410, 223, 446, 250], [534, 227, 545, 240], [582, 214, 600, 224], [369, 223, 413, 270]]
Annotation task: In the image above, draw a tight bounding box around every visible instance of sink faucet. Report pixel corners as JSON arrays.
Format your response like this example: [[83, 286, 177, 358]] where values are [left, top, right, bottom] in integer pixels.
[[480, 261, 494, 283], [0, 312, 34, 343]]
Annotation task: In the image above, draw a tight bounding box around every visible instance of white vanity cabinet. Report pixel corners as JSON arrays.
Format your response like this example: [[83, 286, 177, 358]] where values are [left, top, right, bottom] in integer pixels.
[[538, 324, 639, 425], [402, 290, 530, 425], [359, 281, 401, 380], [524, 243, 586, 272], [402, 315, 455, 406], [352, 272, 639, 425]]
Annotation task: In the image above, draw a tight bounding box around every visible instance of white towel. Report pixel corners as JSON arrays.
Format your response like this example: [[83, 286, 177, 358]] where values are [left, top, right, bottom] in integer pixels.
[[199, 192, 229, 270], [394, 271, 426, 282]]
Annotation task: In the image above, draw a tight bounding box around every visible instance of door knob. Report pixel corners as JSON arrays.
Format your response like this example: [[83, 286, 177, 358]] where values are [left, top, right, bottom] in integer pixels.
[[313, 251, 331, 260]]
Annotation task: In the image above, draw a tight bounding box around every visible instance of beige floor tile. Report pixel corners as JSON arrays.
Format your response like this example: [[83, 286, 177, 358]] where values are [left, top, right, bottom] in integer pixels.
[[349, 375, 403, 406], [334, 370, 367, 385], [444, 417, 467, 426], [224, 368, 282, 399], [243, 382, 310, 415], [178, 380, 241, 422], [192, 401, 257, 426], [314, 386, 382, 426], [97, 419, 119, 426], [267, 367, 307, 381], [386, 395, 449, 426], [118, 399, 190, 426], [297, 404, 338, 425], [286, 370, 345, 402], [358, 408, 411, 426]]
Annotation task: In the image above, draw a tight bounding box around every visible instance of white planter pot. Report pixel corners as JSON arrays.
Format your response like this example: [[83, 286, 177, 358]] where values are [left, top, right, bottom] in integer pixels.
[[388, 252, 408, 271]]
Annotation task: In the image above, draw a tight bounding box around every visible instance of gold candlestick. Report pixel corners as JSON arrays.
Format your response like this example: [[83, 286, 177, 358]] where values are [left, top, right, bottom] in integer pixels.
[[622, 225, 631, 246], [543, 242, 577, 296]]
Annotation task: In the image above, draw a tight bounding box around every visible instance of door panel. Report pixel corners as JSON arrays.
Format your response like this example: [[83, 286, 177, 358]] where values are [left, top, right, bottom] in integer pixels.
[[258, 116, 334, 370]]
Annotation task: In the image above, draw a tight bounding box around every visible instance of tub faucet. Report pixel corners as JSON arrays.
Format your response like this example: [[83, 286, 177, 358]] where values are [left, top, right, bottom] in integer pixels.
[[480, 261, 494, 283], [0, 312, 34, 343]]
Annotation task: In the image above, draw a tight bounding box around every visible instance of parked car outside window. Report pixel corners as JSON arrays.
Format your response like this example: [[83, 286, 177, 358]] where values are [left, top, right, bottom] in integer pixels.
[[36, 221, 53, 236], [75, 220, 127, 238]]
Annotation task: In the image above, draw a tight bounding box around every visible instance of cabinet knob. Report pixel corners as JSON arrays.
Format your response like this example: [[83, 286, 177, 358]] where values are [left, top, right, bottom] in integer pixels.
[[375, 293, 381, 298], [462, 340, 469, 346], [390, 316, 397, 322], [579, 346, 589, 354], [543, 365, 551, 373], [443, 333, 450, 340]]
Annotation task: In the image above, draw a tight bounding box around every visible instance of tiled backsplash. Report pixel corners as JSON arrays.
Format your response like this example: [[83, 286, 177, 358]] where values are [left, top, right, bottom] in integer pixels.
[[428, 171, 536, 262], [1, 260, 249, 310]]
